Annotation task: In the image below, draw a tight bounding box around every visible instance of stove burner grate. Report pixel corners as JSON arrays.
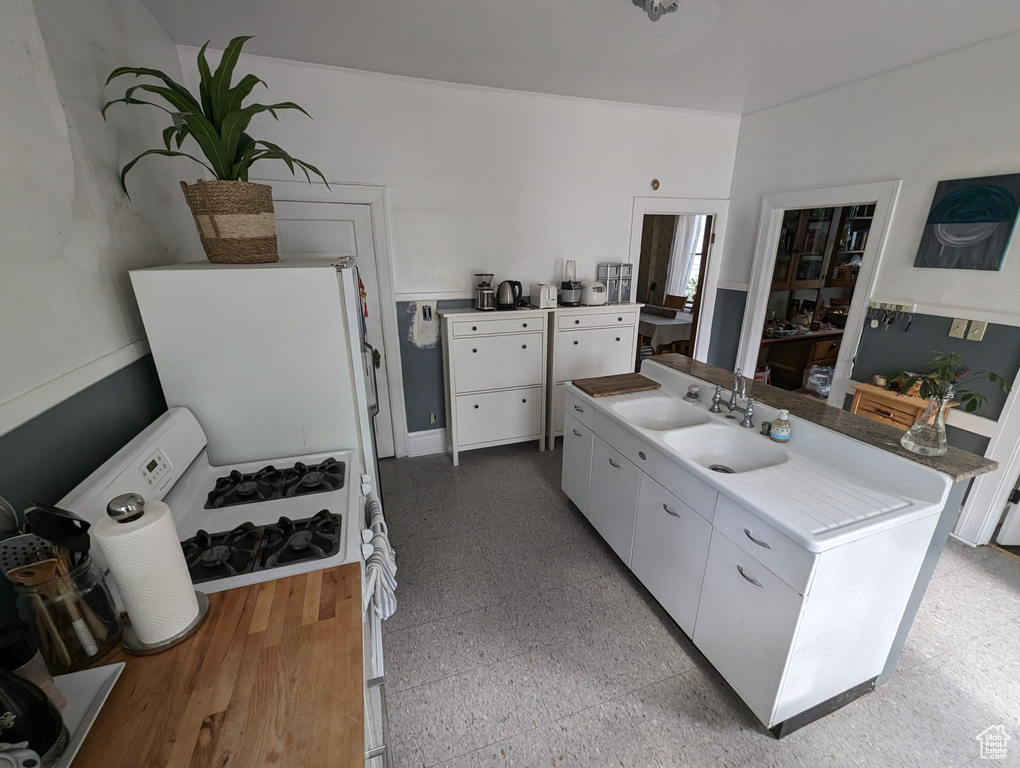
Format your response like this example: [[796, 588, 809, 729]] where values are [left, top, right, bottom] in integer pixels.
[[205, 458, 346, 509]]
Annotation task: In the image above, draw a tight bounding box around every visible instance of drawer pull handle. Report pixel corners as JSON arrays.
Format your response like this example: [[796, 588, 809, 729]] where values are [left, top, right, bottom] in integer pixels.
[[473, 404, 479, 409], [574, 405, 584, 413], [522, 398, 527, 403], [638, 451, 647, 460], [522, 344, 527, 349], [472, 348, 478, 353], [737, 565, 763, 588], [618, 317, 623, 322], [616, 337, 621, 342], [575, 319, 580, 324], [572, 429, 582, 437], [608, 458, 621, 468], [472, 326, 477, 331], [874, 407, 893, 418], [744, 528, 771, 549], [663, 503, 681, 519], [523, 322, 528, 327]]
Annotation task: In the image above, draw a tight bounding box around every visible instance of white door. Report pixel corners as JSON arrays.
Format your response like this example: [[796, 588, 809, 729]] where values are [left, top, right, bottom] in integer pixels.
[[271, 199, 395, 458], [588, 437, 641, 566], [995, 476, 1020, 545]]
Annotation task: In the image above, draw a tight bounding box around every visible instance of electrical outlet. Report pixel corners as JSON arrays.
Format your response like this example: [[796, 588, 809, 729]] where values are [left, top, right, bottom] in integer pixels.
[[948, 318, 968, 339], [429, 412, 437, 424], [966, 320, 988, 341]]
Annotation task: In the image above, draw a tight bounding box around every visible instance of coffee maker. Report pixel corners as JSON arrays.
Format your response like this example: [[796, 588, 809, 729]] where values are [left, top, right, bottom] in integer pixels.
[[559, 260, 581, 306], [474, 273, 496, 311]]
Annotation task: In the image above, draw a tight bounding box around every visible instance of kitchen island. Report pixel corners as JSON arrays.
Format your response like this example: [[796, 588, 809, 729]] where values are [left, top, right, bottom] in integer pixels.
[[560, 356, 997, 736], [74, 563, 364, 767]]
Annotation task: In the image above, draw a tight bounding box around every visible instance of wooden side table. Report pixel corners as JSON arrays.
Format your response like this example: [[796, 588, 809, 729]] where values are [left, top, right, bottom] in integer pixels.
[[849, 382, 958, 431]]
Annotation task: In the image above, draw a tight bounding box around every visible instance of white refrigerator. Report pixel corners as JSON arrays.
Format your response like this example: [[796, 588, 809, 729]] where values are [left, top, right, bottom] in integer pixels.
[[130, 259, 381, 484]]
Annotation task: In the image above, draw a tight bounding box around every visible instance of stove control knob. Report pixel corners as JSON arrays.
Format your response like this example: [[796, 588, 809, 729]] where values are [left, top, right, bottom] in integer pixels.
[[107, 492, 146, 524]]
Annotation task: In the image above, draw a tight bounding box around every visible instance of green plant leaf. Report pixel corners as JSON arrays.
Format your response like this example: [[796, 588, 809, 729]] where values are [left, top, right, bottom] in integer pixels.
[[210, 36, 254, 127], [105, 67, 201, 111], [196, 42, 215, 122], [221, 74, 267, 118], [119, 148, 215, 196], [252, 141, 329, 187], [101, 94, 173, 120], [220, 103, 310, 163], [122, 83, 203, 116], [179, 112, 231, 179]]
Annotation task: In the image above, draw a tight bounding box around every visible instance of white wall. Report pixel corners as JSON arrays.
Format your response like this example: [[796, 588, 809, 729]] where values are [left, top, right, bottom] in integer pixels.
[[723, 30, 1020, 319], [0, 0, 200, 434], [177, 49, 741, 299]]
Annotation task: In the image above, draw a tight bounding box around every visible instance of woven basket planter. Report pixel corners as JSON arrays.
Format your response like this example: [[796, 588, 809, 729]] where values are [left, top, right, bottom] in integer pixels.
[[180, 180, 279, 264]]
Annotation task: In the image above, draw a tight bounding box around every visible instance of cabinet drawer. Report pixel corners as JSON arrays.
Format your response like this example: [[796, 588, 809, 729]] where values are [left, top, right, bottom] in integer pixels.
[[452, 316, 544, 336], [555, 326, 635, 382], [713, 495, 816, 594], [632, 474, 712, 636], [561, 413, 594, 514], [588, 437, 641, 565], [557, 311, 637, 330], [809, 338, 840, 365], [452, 333, 543, 392], [594, 412, 718, 524], [563, 388, 594, 430], [854, 397, 917, 429], [693, 530, 804, 727], [456, 387, 542, 446]]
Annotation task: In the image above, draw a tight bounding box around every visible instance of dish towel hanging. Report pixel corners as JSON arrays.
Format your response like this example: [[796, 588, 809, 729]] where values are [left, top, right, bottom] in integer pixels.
[[363, 493, 397, 620]]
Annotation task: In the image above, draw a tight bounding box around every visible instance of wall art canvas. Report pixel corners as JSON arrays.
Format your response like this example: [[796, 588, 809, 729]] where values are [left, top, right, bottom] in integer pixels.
[[913, 173, 1020, 270]]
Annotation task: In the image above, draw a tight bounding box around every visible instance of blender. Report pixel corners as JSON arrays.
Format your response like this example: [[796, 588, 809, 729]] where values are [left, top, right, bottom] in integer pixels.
[[559, 260, 581, 306]]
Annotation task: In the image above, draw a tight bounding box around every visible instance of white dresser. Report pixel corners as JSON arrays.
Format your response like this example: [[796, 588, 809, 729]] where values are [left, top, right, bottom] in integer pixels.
[[439, 308, 549, 465], [547, 304, 642, 448]]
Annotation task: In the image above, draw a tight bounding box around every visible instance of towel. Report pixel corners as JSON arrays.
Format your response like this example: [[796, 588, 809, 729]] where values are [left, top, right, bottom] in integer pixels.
[[363, 494, 397, 620]]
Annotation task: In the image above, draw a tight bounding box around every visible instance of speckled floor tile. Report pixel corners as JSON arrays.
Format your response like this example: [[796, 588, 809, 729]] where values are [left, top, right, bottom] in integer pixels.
[[382, 443, 1020, 768]]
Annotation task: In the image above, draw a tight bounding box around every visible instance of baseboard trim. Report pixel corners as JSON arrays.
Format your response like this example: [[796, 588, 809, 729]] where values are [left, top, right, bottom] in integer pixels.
[[406, 428, 449, 457]]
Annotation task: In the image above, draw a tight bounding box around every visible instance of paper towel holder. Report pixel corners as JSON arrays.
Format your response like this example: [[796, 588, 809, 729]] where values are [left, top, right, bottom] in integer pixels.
[[106, 493, 211, 655]]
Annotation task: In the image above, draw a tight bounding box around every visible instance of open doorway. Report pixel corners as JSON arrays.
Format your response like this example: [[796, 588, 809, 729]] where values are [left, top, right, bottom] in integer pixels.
[[634, 213, 715, 366], [756, 203, 875, 394]]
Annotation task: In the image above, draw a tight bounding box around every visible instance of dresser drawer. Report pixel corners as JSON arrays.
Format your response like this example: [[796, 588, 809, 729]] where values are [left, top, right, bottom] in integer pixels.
[[712, 495, 817, 595], [452, 315, 544, 337], [555, 326, 635, 382], [558, 311, 636, 330], [452, 333, 543, 392], [809, 338, 840, 365], [594, 412, 718, 524], [456, 387, 542, 446], [563, 388, 595, 430]]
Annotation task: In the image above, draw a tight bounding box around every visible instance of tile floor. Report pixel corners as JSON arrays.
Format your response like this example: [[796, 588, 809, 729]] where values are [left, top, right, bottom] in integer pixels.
[[380, 442, 1020, 768]]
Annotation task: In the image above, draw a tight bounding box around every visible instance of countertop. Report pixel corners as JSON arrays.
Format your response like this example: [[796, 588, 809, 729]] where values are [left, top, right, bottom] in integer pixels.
[[759, 328, 844, 346], [651, 354, 997, 483], [74, 563, 363, 768]]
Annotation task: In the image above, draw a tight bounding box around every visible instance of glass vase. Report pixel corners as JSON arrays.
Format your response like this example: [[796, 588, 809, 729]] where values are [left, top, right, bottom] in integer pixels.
[[900, 394, 950, 456]]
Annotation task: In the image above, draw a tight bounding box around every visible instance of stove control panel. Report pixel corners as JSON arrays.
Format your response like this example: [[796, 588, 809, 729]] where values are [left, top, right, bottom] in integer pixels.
[[138, 449, 172, 490]]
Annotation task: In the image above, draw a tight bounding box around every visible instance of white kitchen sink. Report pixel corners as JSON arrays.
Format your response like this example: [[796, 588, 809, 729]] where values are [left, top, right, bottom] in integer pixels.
[[611, 397, 711, 431], [664, 424, 788, 474]]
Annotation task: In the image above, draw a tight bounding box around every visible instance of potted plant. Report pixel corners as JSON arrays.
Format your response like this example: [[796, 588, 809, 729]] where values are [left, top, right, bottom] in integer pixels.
[[892, 351, 1010, 456], [103, 36, 327, 264]]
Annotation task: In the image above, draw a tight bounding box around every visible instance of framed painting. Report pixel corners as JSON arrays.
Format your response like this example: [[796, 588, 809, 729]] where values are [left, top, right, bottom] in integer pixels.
[[913, 173, 1020, 270]]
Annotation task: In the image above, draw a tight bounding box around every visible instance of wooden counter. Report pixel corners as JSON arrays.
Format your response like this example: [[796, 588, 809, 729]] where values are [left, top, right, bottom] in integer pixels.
[[74, 563, 363, 768], [759, 328, 844, 346]]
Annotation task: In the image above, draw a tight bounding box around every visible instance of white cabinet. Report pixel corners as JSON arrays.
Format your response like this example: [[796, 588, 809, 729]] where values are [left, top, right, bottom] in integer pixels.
[[546, 305, 641, 448], [631, 474, 712, 636], [693, 530, 804, 727], [561, 413, 594, 514], [440, 308, 549, 465], [587, 437, 641, 566]]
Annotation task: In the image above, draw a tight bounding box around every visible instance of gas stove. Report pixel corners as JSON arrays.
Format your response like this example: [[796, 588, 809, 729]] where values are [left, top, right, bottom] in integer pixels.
[[204, 458, 346, 508]]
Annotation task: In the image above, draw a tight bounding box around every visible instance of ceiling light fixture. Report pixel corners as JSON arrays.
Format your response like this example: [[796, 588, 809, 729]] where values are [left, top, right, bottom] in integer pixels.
[[632, 0, 679, 22]]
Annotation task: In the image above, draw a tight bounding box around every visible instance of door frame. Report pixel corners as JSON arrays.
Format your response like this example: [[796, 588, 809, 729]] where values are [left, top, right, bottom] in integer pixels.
[[257, 179, 409, 458], [628, 197, 731, 363], [734, 181, 901, 404]]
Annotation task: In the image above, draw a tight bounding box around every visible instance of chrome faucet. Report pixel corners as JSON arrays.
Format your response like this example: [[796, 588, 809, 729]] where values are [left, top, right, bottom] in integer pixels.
[[726, 368, 756, 428]]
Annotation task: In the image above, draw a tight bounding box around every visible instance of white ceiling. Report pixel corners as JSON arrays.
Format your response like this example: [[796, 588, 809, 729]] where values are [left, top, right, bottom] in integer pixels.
[[142, 0, 1020, 114]]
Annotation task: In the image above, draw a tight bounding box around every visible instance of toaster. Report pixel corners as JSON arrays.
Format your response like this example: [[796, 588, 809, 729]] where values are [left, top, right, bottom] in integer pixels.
[[580, 280, 608, 306], [529, 283, 557, 309]]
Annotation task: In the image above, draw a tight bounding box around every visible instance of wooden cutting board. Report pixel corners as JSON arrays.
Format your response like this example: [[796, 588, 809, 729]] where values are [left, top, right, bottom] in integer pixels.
[[573, 373, 661, 398]]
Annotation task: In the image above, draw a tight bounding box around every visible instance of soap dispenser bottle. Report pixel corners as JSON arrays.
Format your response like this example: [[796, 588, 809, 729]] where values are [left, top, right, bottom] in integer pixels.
[[770, 409, 791, 443]]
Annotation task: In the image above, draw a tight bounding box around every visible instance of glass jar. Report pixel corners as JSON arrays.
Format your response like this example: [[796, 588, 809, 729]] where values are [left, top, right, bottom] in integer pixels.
[[14, 557, 122, 675], [900, 393, 951, 457]]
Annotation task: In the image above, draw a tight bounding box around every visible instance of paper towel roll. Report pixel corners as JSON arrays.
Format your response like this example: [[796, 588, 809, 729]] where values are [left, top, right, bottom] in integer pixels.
[[94, 499, 199, 645]]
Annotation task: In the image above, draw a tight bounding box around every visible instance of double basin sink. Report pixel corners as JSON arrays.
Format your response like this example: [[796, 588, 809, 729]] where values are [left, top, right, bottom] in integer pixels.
[[609, 396, 787, 474]]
